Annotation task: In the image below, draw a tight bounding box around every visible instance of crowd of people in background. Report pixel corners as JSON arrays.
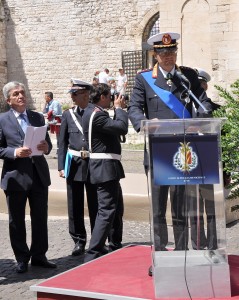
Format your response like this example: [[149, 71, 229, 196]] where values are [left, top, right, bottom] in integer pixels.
[[92, 67, 128, 105]]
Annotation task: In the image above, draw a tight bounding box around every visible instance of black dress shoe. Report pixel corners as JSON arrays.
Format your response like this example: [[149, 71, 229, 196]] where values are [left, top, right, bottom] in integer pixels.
[[108, 243, 122, 252], [72, 243, 85, 256], [148, 265, 153, 277], [31, 258, 57, 268], [101, 245, 109, 255], [16, 262, 28, 273]]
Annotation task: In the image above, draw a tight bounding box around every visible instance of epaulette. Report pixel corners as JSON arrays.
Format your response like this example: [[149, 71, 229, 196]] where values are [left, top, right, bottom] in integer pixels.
[[137, 68, 152, 74], [93, 107, 101, 113], [152, 63, 158, 78]]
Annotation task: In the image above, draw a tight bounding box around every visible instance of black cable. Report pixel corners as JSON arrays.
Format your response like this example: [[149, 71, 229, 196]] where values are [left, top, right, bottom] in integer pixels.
[[182, 102, 193, 300]]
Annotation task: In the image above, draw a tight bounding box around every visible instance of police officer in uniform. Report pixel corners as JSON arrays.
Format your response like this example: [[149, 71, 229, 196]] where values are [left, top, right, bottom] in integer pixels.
[[58, 79, 98, 256], [195, 68, 221, 111], [128, 32, 212, 275]]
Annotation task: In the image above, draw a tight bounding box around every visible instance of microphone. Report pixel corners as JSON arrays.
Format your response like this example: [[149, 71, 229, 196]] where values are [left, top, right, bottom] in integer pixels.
[[174, 70, 190, 84], [173, 70, 191, 91], [172, 70, 209, 114]]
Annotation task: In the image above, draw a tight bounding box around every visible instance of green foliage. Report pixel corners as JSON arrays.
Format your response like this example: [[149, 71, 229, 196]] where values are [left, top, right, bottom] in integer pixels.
[[213, 79, 239, 199], [61, 103, 71, 111]]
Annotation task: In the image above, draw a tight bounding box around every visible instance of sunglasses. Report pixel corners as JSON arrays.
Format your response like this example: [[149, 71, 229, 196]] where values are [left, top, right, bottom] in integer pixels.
[[72, 90, 88, 96]]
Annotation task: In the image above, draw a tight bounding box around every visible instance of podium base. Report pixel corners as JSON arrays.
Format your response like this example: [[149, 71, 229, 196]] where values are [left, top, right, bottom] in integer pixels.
[[154, 250, 231, 298]]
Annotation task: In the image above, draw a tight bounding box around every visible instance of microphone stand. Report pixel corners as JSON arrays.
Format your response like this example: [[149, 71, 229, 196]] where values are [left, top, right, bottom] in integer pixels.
[[179, 81, 209, 114]]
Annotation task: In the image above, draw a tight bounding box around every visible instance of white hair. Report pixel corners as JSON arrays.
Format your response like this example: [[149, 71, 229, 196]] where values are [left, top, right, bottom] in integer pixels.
[[2, 81, 26, 100]]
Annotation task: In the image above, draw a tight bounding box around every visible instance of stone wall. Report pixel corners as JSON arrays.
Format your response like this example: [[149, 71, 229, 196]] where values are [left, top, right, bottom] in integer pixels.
[[0, 0, 238, 110], [2, 0, 158, 110]]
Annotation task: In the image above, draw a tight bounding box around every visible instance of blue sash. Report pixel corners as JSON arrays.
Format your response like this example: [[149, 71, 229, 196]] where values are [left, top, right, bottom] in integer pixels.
[[141, 71, 191, 119], [64, 152, 73, 178]]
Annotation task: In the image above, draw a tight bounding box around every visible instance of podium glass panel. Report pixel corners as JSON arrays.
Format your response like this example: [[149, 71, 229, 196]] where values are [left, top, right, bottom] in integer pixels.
[[141, 118, 231, 298]]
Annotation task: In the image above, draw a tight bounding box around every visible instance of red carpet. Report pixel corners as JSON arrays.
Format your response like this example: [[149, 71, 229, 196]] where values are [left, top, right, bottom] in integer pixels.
[[31, 245, 239, 300]]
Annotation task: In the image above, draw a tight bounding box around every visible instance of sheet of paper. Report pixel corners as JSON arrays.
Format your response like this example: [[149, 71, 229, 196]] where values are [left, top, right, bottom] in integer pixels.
[[23, 125, 47, 156]]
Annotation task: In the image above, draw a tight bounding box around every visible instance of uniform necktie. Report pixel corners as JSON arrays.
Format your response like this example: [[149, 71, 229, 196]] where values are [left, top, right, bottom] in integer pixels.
[[77, 107, 84, 117], [166, 73, 173, 87], [19, 113, 28, 133]]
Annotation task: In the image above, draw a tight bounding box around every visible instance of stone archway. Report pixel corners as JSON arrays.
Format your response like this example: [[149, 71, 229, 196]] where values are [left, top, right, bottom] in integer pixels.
[[142, 12, 160, 68], [121, 11, 160, 97], [142, 12, 160, 43]]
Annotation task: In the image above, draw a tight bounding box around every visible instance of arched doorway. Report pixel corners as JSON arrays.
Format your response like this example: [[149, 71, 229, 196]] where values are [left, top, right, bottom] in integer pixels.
[[121, 12, 160, 97], [142, 12, 160, 68]]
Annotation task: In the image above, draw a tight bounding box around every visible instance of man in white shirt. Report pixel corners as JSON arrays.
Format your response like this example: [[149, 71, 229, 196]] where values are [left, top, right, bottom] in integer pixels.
[[98, 68, 110, 84], [116, 67, 128, 95]]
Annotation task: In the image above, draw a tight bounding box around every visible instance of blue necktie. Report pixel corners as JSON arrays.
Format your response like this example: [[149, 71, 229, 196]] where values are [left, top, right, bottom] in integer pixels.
[[19, 113, 28, 133]]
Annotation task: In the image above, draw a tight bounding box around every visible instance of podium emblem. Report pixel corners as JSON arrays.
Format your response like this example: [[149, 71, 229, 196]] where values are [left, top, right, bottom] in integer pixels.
[[173, 142, 198, 173]]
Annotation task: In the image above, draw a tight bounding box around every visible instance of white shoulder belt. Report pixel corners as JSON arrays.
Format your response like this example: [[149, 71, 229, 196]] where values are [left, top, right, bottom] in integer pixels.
[[69, 108, 83, 134], [89, 109, 121, 161], [68, 108, 89, 159]]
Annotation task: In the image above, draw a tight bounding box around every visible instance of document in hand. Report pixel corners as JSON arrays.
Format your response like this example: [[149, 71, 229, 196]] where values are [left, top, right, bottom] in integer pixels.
[[23, 125, 47, 156]]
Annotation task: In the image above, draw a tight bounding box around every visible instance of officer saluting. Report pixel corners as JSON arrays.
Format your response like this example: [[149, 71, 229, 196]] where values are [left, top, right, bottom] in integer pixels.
[[128, 32, 213, 275]]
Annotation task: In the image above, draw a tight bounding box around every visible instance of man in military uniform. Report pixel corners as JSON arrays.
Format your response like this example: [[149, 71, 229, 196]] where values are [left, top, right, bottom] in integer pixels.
[[58, 79, 98, 256], [128, 32, 212, 274]]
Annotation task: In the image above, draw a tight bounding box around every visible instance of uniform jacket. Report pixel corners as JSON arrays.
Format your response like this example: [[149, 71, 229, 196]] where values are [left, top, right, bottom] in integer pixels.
[[82, 106, 128, 184], [58, 105, 91, 182], [128, 64, 213, 132], [0, 109, 52, 191]]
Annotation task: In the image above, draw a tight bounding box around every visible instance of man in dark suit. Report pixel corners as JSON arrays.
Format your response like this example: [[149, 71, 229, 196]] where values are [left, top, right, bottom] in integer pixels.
[[128, 32, 212, 274], [0, 81, 56, 273], [58, 79, 98, 256], [82, 83, 128, 262]]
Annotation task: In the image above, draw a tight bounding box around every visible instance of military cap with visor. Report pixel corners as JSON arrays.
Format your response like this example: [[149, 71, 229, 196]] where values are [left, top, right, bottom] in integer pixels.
[[195, 68, 211, 83], [68, 78, 92, 93], [147, 32, 180, 53]]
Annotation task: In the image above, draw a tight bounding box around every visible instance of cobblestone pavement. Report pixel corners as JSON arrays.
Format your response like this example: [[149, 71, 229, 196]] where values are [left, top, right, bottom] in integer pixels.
[[0, 216, 239, 300], [0, 217, 151, 300]]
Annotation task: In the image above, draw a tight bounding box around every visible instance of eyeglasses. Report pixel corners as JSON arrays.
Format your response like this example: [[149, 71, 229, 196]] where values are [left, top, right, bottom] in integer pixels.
[[72, 90, 88, 96], [157, 50, 178, 57]]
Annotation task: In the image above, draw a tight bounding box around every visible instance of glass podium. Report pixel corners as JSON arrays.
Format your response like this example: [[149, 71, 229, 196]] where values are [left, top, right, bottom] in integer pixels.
[[141, 118, 231, 298]]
